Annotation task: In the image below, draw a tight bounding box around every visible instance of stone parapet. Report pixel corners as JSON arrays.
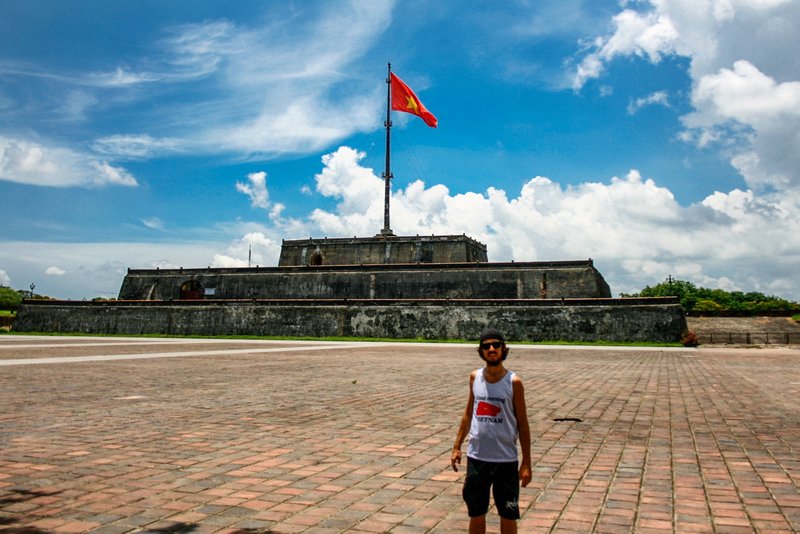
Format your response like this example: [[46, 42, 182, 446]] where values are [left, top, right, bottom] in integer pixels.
[[118, 260, 611, 301], [278, 234, 488, 266]]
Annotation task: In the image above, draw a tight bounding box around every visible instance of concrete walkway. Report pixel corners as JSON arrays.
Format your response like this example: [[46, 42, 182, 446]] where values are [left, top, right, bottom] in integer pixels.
[[0, 335, 798, 533]]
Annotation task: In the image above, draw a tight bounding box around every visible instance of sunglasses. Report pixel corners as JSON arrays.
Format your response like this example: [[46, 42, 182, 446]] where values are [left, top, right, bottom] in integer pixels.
[[480, 341, 504, 350]]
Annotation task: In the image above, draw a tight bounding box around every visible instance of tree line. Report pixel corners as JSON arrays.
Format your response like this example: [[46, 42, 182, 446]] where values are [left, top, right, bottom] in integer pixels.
[[621, 278, 800, 315]]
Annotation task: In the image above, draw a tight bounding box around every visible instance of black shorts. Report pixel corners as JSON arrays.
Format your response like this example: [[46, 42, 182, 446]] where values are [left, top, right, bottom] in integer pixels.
[[462, 457, 520, 519]]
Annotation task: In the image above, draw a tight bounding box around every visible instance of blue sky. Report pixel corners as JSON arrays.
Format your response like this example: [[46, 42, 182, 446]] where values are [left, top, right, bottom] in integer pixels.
[[1, 0, 799, 301]]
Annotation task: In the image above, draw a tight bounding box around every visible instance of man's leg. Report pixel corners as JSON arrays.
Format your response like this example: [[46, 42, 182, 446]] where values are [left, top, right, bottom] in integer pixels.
[[463, 459, 491, 533], [500, 516, 517, 534], [494, 461, 520, 533], [469, 514, 486, 534]]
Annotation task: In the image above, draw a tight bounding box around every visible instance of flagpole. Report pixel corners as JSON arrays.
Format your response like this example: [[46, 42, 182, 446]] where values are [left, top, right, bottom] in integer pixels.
[[381, 62, 394, 236]]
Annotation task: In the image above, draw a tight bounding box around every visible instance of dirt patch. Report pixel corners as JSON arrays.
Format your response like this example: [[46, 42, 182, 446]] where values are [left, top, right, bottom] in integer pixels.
[[687, 316, 800, 345], [688, 316, 800, 333]]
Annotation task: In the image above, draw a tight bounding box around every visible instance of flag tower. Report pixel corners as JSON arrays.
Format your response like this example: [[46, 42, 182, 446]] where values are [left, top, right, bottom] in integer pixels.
[[381, 63, 438, 236], [381, 63, 394, 236]]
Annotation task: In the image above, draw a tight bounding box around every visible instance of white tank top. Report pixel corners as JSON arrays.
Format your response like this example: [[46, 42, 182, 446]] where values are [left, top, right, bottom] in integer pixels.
[[467, 369, 519, 462]]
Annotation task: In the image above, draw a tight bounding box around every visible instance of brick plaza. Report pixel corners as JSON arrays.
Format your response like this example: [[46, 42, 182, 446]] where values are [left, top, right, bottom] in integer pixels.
[[0, 336, 798, 533]]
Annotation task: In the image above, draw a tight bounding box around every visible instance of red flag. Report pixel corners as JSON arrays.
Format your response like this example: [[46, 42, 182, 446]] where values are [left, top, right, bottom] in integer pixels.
[[390, 72, 438, 128], [476, 401, 501, 417]]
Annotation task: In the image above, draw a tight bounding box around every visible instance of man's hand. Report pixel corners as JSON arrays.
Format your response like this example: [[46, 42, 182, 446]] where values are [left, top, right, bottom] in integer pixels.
[[451, 449, 462, 472], [519, 462, 532, 487]]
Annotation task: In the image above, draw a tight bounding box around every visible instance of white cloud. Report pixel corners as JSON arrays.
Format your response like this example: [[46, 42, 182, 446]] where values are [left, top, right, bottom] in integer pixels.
[[92, 135, 185, 159], [236, 171, 270, 209], [688, 60, 800, 126], [0, 269, 10, 287], [573, 0, 800, 201], [90, 161, 137, 187], [45, 266, 66, 276], [142, 217, 165, 231], [300, 146, 800, 300], [5, 142, 800, 302], [60, 90, 98, 121], [573, 8, 679, 90], [575, 0, 800, 89], [311, 146, 384, 235], [1, 1, 393, 163], [169, 2, 391, 156], [211, 232, 281, 268], [85, 22, 235, 88], [161, 20, 235, 79], [0, 240, 228, 299], [235, 171, 288, 222], [627, 90, 670, 114], [87, 66, 161, 87], [0, 136, 138, 188], [684, 60, 800, 191]]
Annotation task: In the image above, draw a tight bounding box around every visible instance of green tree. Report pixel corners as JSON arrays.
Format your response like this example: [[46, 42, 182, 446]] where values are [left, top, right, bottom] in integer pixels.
[[625, 277, 799, 314], [693, 299, 724, 314], [634, 278, 698, 310], [0, 287, 23, 310]]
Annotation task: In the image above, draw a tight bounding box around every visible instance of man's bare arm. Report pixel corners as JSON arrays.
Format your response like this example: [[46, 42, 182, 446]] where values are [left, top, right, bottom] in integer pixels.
[[451, 371, 476, 472], [513, 375, 532, 487]]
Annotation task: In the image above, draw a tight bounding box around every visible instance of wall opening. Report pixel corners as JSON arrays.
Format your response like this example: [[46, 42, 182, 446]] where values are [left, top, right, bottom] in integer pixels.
[[179, 280, 204, 300], [308, 251, 323, 266]]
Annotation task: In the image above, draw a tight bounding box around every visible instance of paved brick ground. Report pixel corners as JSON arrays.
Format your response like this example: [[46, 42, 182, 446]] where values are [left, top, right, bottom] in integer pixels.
[[0, 335, 798, 533]]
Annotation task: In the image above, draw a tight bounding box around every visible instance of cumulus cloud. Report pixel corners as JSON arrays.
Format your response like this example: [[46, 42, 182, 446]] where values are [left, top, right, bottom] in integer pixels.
[[6, 142, 799, 301], [0, 136, 138, 187], [0, 269, 10, 287], [236, 171, 270, 209], [235, 171, 288, 221], [573, 0, 800, 204], [690, 60, 800, 125], [572, 8, 679, 91], [211, 232, 281, 268], [299, 145, 800, 299], [574, 0, 800, 90], [684, 59, 800, 191], [45, 266, 66, 276]]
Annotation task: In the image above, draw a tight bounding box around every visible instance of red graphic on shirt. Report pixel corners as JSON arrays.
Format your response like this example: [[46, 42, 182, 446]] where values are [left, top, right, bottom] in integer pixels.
[[476, 401, 502, 417]]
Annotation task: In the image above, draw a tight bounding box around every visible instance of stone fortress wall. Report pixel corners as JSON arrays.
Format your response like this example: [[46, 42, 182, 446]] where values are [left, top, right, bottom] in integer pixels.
[[14, 297, 685, 343], [14, 234, 687, 342], [118, 261, 611, 302]]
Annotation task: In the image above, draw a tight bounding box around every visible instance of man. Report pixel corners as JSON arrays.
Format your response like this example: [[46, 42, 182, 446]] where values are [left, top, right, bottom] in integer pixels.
[[451, 328, 532, 534]]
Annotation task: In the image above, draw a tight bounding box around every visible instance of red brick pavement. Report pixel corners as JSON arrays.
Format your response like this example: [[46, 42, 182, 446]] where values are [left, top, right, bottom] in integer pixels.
[[0, 336, 798, 533]]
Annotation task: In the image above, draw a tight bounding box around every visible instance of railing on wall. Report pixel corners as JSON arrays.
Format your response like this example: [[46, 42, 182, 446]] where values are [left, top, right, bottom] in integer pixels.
[[698, 332, 800, 345]]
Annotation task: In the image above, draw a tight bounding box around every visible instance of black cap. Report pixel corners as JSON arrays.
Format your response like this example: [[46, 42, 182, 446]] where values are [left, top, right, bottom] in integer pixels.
[[479, 328, 505, 344]]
